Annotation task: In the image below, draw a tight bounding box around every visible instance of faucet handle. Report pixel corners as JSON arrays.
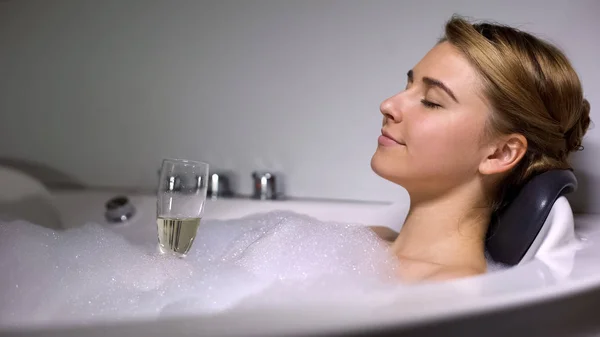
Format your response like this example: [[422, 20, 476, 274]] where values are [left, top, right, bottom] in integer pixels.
[[207, 171, 234, 198], [252, 171, 283, 200]]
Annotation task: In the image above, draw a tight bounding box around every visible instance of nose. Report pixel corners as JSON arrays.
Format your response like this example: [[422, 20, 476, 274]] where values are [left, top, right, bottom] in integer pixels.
[[380, 93, 403, 123]]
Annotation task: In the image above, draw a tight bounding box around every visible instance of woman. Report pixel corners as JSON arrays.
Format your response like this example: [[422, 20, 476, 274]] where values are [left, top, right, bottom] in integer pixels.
[[370, 16, 591, 282]]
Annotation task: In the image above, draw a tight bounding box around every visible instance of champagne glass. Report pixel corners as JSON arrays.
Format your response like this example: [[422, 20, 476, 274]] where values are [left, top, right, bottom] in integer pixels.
[[156, 158, 209, 257]]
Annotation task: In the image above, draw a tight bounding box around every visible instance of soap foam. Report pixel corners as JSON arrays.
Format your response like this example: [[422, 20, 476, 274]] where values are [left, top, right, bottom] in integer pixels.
[[0, 211, 399, 327]]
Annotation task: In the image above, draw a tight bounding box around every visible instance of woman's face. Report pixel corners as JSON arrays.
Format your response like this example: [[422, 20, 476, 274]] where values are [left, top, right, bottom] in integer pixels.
[[371, 42, 493, 195]]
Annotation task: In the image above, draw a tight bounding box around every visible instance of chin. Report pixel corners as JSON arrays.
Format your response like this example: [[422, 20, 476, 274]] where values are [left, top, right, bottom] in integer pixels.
[[370, 148, 407, 186]]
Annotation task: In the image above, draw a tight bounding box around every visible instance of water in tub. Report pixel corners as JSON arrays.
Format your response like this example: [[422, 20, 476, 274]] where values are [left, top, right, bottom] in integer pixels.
[[0, 210, 423, 326]]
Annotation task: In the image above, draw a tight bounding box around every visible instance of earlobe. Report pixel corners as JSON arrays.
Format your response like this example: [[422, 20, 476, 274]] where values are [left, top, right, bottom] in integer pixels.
[[479, 134, 527, 176]]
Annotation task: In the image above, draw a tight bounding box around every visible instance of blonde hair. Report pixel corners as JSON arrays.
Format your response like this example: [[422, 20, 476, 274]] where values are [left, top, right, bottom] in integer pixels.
[[441, 15, 591, 210]]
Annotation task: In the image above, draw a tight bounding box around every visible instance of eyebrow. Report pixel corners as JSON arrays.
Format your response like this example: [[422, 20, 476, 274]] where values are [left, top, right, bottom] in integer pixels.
[[407, 70, 459, 103]]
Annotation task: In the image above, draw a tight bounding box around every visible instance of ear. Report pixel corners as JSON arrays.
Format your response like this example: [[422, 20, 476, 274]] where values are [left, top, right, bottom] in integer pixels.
[[479, 134, 527, 176]]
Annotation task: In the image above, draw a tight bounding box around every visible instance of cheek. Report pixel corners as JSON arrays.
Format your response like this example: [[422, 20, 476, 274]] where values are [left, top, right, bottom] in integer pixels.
[[370, 113, 488, 187], [410, 118, 485, 166]]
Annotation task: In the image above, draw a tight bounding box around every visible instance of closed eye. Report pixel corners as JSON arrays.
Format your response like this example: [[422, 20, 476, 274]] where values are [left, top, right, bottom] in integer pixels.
[[421, 99, 442, 109]]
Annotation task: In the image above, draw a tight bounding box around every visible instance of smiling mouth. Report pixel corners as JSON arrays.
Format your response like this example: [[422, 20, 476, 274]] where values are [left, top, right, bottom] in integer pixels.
[[379, 130, 405, 146], [378, 135, 405, 147]]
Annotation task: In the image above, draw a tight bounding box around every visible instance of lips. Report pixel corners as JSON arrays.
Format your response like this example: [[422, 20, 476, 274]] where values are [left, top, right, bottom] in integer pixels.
[[379, 129, 405, 146]]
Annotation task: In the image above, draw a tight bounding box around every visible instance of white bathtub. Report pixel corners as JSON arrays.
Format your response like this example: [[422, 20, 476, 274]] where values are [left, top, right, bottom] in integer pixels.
[[5, 189, 600, 337]]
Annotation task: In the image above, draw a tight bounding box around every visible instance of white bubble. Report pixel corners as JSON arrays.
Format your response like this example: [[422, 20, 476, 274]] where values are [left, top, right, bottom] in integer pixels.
[[0, 211, 400, 327]]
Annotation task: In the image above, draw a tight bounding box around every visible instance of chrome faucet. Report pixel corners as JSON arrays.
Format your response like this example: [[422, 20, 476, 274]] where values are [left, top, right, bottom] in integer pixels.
[[158, 167, 284, 200], [252, 171, 283, 200], [207, 171, 234, 199]]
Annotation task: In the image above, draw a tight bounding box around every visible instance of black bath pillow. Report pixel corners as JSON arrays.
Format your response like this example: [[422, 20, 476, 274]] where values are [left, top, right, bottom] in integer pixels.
[[485, 169, 578, 266]]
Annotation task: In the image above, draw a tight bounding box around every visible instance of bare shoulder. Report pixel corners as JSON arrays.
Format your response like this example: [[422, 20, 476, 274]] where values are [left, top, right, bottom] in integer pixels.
[[369, 225, 399, 242]]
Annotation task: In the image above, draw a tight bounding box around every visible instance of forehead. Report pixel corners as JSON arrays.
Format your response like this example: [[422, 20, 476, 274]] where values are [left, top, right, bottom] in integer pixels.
[[414, 42, 484, 102]]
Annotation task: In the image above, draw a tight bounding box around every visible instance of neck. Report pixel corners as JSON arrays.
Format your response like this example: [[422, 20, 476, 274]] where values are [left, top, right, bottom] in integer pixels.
[[391, 181, 491, 272]]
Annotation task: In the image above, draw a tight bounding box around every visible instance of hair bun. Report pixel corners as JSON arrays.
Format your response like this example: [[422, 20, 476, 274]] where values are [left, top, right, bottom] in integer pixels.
[[565, 99, 591, 152]]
